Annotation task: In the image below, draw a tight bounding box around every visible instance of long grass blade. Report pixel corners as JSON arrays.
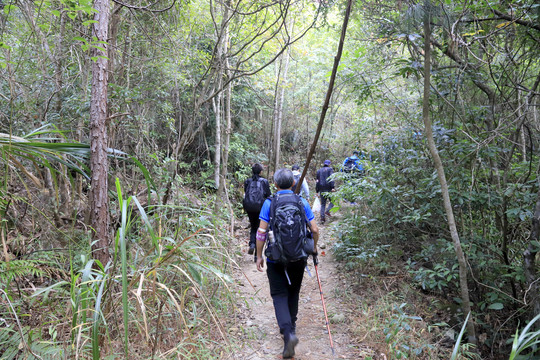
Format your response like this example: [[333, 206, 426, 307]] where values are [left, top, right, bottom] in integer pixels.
[[131, 196, 158, 249], [451, 312, 470, 360], [117, 179, 130, 358], [92, 273, 107, 360], [130, 156, 157, 205], [509, 312, 540, 360]]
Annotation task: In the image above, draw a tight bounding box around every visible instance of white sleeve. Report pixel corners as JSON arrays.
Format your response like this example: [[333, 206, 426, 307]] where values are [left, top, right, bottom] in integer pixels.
[[302, 180, 310, 198]]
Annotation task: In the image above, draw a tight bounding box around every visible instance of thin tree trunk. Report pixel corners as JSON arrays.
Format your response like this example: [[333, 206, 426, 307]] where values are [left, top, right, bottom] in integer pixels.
[[422, 3, 476, 344], [217, 1, 231, 205], [89, 0, 111, 266], [270, 62, 281, 173], [219, 50, 232, 202], [212, 91, 222, 188], [54, 11, 66, 112], [272, 47, 291, 171], [525, 190, 540, 323], [523, 74, 540, 322], [295, 0, 353, 191]]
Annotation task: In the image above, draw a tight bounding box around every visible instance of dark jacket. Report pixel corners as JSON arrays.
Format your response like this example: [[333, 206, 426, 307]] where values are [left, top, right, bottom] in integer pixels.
[[316, 166, 334, 193]]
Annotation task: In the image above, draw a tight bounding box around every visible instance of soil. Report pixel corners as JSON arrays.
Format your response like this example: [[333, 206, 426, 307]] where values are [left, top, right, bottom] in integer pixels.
[[228, 215, 380, 360]]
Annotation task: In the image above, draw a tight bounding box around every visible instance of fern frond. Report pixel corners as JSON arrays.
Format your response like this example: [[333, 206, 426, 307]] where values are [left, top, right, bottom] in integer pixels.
[[0, 260, 46, 285]]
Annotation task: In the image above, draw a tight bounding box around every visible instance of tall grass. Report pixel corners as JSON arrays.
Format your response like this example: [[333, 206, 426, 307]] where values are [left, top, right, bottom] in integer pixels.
[[1, 176, 237, 359], [76, 179, 236, 358]]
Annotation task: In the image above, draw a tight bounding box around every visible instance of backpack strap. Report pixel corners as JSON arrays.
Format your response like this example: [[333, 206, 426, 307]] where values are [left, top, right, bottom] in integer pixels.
[[268, 193, 278, 231]]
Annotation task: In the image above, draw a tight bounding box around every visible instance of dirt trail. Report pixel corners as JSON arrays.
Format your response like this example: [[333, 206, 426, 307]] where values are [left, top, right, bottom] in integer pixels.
[[229, 218, 366, 360]]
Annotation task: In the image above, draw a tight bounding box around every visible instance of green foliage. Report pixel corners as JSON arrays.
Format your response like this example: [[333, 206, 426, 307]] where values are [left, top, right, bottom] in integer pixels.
[[0, 325, 65, 360], [383, 303, 432, 359], [332, 117, 539, 352], [229, 132, 267, 180], [407, 257, 459, 292], [0, 260, 46, 287], [508, 313, 540, 360]]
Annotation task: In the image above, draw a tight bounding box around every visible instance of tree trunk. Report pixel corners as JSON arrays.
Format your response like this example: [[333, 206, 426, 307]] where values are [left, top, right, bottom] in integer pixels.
[[54, 11, 66, 113], [523, 74, 540, 322], [422, 3, 476, 344], [216, 1, 231, 205], [525, 190, 540, 324], [218, 47, 232, 203], [272, 47, 291, 171], [89, 0, 111, 266], [212, 90, 222, 189], [295, 0, 352, 193]]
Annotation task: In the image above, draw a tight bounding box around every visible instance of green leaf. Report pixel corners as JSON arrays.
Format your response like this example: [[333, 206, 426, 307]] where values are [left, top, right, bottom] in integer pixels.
[[487, 303, 504, 310]]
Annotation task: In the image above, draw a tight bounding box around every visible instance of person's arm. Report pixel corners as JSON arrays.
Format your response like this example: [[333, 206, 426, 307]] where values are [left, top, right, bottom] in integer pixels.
[[309, 219, 319, 253], [302, 179, 310, 199], [256, 220, 268, 272]]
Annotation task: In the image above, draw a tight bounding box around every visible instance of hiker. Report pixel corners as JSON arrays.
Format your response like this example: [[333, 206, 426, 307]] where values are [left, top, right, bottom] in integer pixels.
[[243, 163, 271, 257], [291, 164, 310, 200], [342, 150, 365, 175], [255, 168, 319, 359], [316, 160, 335, 224]]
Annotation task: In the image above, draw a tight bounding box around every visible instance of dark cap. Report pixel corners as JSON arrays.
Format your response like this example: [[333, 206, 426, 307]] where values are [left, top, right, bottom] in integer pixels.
[[292, 164, 300, 170], [324, 160, 331, 165]]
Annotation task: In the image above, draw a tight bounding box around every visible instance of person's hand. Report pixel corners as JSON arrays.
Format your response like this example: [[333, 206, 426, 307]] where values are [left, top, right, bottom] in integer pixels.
[[331, 188, 336, 192], [256, 256, 265, 272]]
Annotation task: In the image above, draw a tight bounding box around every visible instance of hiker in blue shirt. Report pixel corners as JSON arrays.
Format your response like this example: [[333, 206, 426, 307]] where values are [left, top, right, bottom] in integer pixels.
[[342, 150, 365, 175], [255, 168, 319, 359]]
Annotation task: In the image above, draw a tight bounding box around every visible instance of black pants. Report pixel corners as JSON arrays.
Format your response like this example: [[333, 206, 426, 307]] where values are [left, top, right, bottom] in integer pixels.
[[320, 191, 333, 219], [247, 211, 260, 247], [266, 260, 306, 337]]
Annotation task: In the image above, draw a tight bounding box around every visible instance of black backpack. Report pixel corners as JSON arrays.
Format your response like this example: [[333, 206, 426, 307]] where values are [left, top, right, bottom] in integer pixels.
[[243, 178, 265, 212], [265, 193, 314, 263]]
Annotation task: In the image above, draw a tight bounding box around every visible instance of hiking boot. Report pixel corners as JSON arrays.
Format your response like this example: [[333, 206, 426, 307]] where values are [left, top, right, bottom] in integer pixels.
[[325, 211, 332, 217], [320, 217, 325, 224], [253, 255, 257, 263], [282, 333, 299, 359], [248, 244, 255, 255]]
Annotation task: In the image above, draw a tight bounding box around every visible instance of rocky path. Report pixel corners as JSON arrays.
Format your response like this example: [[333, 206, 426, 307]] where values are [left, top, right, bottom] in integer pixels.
[[228, 219, 365, 360]]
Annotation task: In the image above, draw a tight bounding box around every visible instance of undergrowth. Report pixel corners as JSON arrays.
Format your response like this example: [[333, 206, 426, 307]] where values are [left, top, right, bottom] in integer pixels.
[[0, 180, 240, 359]]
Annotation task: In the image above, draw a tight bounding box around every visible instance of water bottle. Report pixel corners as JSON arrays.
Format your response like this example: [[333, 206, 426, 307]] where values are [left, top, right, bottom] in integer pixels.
[[268, 230, 275, 244]]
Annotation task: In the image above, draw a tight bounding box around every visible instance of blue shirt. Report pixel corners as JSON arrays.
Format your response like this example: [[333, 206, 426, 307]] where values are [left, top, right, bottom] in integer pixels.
[[259, 190, 315, 223]]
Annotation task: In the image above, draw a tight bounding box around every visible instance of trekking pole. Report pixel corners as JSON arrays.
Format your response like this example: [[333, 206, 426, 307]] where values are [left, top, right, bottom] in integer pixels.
[[313, 254, 335, 355]]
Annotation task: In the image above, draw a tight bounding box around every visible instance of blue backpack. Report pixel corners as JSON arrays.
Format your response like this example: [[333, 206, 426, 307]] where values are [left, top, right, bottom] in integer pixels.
[[343, 157, 357, 172], [344, 156, 364, 174]]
